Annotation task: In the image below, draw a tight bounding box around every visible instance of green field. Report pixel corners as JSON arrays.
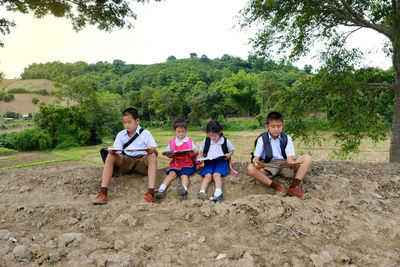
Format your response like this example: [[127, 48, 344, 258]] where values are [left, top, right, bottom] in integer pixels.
[[0, 128, 390, 170]]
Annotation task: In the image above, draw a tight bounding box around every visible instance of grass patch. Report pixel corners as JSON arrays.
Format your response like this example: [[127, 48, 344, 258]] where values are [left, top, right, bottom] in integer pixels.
[[0, 147, 17, 156]]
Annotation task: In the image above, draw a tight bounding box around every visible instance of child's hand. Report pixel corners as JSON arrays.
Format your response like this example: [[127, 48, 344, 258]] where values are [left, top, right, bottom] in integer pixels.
[[146, 146, 158, 156], [224, 154, 231, 160], [253, 159, 263, 169], [108, 146, 116, 155]]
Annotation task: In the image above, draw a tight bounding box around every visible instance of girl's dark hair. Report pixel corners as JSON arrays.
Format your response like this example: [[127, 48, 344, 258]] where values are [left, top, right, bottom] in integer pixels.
[[173, 116, 187, 130], [205, 120, 223, 135], [122, 107, 139, 119]]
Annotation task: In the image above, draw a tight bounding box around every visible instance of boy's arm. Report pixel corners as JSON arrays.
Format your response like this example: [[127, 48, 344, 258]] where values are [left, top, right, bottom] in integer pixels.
[[252, 156, 263, 169]]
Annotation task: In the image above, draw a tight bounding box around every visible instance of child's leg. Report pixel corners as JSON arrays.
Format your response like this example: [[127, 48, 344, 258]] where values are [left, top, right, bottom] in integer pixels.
[[247, 163, 286, 194], [200, 174, 212, 192], [159, 171, 178, 190], [180, 175, 189, 190], [212, 173, 223, 197], [142, 153, 157, 201], [93, 153, 124, 204], [101, 153, 124, 188], [293, 154, 312, 181]]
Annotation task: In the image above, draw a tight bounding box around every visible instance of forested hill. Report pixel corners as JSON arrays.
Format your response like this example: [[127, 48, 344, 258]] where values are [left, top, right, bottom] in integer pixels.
[[20, 55, 309, 123]]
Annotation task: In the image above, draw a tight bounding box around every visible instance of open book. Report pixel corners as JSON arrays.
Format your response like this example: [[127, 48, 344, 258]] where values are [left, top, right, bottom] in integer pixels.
[[162, 149, 193, 157], [196, 155, 226, 162], [256, 161, 301, 169], [106, 147, 148, 152]]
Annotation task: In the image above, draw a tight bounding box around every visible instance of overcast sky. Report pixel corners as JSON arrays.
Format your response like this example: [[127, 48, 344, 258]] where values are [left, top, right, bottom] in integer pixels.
[[0, 0, 393, 79]]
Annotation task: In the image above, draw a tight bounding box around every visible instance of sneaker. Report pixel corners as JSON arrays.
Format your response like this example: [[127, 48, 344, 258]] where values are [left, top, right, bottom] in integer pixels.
[[176, 184, 187, 201], [287, 186, 304, 198], [140, 193, 153, 203], [92, 192, 108, 205], [274, 185, 287, 196], [210, 194, 224, 203], [197, 192, 207, 200], [155, 190, 165, 199]]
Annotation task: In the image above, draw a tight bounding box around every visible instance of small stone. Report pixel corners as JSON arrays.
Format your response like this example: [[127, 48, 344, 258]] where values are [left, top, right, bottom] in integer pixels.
[[115, 213, 138, 227], [184, 230, 193, 239], [68, 218, 79, 226], [58, 233, 85, 248], [200, 206, 212, 217], [45, 240, 57, 248], [13, 245, 33, 262], [49, 252, 61, 262], [29, 243, 41, 255], [19, 186, 32, 193], [238, 252, 254, 267], [372, 193, 383, 199], [216, 253, 227, 260], [198, 236, 206, 243], [114, 240, 125, 251], [141, 245, 152, 251], [0, 229, 11, 240]]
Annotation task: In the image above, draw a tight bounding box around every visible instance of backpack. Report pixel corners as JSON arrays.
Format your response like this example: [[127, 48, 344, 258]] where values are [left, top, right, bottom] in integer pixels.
[[203, 136, 229, 156], [100, 128, 144, 163], [250, 131, 288, 163]]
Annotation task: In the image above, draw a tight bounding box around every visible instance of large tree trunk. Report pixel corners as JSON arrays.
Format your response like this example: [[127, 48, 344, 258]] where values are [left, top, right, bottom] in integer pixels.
[[390, 44, 400, 163]]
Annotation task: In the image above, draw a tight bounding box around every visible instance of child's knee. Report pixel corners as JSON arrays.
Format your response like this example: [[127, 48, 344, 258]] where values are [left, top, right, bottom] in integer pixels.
[[247, 164, 256, 175]]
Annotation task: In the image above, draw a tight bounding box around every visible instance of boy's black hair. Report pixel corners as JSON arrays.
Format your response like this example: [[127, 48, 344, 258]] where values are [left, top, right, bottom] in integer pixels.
[[122, 107, 139, 120], [266, 111, 283, 124], [173, 116, 187, 130], [205, 120, 223, 135]]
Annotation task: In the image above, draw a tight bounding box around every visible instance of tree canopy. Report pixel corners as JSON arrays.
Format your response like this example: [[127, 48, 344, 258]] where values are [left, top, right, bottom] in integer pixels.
[[241, 0, 400, 162], [0, 0, 161, 47]]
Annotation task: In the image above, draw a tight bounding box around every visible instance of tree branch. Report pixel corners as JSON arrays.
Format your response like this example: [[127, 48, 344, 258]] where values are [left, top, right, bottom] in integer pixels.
[[363, 82, 395, 90]]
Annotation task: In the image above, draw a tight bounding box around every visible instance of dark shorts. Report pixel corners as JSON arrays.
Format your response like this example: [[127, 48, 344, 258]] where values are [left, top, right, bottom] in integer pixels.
[[166, 165, 197, 176], [264, 159, 295, 178], [200, 158, 228, 176], [118, 154, 148, 175]]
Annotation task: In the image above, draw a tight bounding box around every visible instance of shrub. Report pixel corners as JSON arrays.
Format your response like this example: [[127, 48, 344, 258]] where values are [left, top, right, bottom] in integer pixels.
[[32, 97, 40, 104], [3, 111, 21, 119], [7, 88, 27, 93], [0, 147, 17, 156], [7, 128, 53, 151], [3, 94, 14, 102], [34, 89, 49, 95]]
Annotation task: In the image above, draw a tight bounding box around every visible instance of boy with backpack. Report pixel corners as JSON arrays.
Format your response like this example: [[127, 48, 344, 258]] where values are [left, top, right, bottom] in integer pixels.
[[92, 107, 158, 204], [247, 111, 312, 198]]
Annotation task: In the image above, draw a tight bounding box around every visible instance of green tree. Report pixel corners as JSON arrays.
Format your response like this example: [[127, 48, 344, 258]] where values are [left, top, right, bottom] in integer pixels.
[[241, 0, 400, 162], [1, 0, 161, 47]]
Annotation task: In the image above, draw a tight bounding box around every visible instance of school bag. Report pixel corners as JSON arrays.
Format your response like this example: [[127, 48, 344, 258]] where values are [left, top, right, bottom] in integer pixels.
[[202, 136, 238, 176], [250, 131, 288, 163], [100, 128, 144, 163]]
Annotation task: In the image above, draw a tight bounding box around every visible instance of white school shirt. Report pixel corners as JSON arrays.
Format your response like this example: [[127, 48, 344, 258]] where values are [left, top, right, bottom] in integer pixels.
[[113, 125, 157, 157], [253, 133, 295, 160], [166, 136, 198, 151], [199, 136, 234, 158]]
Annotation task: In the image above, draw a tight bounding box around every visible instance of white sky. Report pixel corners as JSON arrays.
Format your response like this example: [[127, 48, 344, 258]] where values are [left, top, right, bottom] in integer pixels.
[[0, 0, 393, 78]]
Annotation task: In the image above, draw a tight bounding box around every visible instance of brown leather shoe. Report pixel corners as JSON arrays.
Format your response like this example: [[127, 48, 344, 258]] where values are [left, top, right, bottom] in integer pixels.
[[274, 185, 287, 196], [92, 192, 108, 205], [287, 186, 304, 198], [140, 193, 153, 203]]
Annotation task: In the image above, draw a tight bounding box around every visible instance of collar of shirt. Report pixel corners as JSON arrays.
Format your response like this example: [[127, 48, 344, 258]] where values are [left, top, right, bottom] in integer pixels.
[[123, 125, 142, 139], [211, 136, 224, 145], [268, 132, 280, 142], [175, 136, 189, 144]]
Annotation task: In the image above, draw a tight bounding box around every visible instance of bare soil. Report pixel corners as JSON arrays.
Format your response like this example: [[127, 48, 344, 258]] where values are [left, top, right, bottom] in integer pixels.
[[0, 161, 400, 266]]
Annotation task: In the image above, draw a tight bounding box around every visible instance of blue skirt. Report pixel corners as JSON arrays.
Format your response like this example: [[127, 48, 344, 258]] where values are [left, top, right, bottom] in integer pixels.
[[200, 158, 228, 176], [166, 165, 197, 176]]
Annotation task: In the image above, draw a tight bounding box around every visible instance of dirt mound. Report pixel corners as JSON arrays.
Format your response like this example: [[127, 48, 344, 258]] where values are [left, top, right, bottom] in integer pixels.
[[0, 161, 399, 266]]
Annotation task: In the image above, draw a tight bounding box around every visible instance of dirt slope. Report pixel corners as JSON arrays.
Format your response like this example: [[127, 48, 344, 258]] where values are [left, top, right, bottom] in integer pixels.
[[0, 161, 399, 266]]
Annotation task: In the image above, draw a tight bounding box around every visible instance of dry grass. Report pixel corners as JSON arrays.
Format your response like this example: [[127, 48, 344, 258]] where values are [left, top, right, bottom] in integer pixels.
[[0, 93, 57, 115], [3, 79, 58, 91]]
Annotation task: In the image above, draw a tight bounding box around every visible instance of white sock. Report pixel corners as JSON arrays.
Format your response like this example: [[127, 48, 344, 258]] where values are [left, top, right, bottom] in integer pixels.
[[214, 188, 222, 197], [199, 189, 206, 194], [183, 185, 188, 192], [159, 184, 167, 191]]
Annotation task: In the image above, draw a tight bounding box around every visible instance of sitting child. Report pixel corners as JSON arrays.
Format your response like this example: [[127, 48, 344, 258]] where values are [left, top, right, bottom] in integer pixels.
[[247, 111, 312, 198], [198, 120, 234, 202], [155, 117, 198, 200], [92, 107, 158, 204]]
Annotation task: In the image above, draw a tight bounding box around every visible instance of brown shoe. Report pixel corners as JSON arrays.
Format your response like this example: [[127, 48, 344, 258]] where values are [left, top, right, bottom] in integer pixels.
[[274, 185, 287, 196], [287, 186, 304, 198], [92, 192, 108, 205], [140, 193, 153, 203]]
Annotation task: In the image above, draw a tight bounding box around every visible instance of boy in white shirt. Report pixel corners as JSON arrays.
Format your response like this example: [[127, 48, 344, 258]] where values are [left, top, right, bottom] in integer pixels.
[[92, 107, 158, 204], [247, 111, 312, 198]]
